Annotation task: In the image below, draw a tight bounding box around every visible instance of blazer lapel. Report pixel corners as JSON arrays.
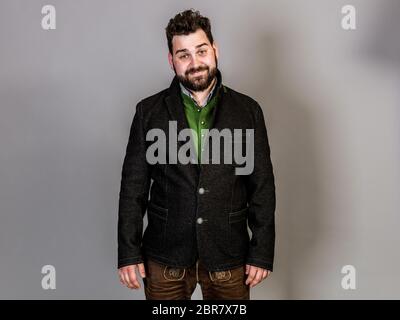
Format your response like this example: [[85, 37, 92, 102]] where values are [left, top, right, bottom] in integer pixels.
[[164, 75, 200, 177], [164, 76, 191, 137]]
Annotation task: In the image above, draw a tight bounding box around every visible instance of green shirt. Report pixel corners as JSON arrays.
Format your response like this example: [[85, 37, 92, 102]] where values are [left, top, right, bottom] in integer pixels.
[[180, 86, 219, 164]]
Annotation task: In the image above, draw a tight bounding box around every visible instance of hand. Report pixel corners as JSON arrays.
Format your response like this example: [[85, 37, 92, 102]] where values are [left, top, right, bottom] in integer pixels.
[[118, 263, 146, 289], [245, 264, 271, 288]]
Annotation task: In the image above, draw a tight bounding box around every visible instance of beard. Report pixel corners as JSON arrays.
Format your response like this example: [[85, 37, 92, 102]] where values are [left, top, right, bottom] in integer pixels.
[[175, 61, 218, 92]]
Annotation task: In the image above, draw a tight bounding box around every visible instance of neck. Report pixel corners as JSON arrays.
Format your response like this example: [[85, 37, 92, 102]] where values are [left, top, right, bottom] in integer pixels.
[[189, 77, 217, 107]]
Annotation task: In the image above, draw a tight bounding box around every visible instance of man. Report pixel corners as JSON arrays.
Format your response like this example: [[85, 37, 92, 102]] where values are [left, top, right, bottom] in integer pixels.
[[117, 9, 276, 300]]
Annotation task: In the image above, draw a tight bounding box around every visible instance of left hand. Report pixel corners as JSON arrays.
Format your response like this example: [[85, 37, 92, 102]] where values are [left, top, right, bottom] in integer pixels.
[[245, 265, 271, 288]]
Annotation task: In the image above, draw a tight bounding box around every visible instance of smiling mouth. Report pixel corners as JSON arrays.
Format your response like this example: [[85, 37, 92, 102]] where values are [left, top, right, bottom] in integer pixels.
[[190, 69, 206, 76]]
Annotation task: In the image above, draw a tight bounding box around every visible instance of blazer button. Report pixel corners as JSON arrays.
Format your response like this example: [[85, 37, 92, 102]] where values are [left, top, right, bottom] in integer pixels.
[[198, 187, 205, 194], [197, 217, 203, 224]]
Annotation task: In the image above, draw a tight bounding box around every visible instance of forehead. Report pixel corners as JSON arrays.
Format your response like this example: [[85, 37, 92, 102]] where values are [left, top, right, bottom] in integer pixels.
[[172, 29, 211, 53]]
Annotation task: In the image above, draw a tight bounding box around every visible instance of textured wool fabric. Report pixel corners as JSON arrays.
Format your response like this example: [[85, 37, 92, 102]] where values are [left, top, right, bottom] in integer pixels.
[[118, 68, 276, 272]]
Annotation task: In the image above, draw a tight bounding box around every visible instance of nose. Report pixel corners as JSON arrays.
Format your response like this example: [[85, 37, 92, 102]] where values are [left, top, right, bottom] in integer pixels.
[[189, 54, 202, 71]]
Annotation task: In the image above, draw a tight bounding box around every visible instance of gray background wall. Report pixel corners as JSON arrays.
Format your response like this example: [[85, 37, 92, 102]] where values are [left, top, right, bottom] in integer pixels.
[[0, 0, 399, 299]]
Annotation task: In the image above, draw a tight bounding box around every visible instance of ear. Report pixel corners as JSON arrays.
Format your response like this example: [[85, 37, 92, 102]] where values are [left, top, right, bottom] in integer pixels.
[[212, 41, 219, 60], [168, 52, 174, 71]]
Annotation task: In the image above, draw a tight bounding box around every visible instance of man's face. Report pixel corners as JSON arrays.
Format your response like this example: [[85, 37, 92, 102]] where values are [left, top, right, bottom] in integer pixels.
[[168, 28, 219, 92]]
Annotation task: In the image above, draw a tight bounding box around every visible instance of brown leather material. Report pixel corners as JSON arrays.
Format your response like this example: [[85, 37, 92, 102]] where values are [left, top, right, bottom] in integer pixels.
[[143, 258, 250, 300]]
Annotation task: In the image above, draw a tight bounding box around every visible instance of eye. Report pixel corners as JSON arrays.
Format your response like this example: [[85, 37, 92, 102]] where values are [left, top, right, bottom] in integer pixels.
[[179, 54, 189, 60], [198, 50, 207, 55]]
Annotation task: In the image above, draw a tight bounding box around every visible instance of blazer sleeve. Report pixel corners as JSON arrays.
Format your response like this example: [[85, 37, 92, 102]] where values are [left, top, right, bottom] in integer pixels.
[[117, 101, 151, 269], [245, 101, 276, 272]]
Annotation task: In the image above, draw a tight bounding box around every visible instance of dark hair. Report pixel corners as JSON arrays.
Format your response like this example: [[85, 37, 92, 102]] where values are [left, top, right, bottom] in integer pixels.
[[165, 9, 214, 54]]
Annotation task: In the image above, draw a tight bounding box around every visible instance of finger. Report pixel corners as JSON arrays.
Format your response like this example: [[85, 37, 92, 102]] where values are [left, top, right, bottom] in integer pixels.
[[118, 271, 125, 285], [245, 264, 250, 275], [245, 266, 257, 285], [138, 263, 146, 278], [250, 268, 263, 287], [262, 270, 268, 279], [128, 266, 140, 289], [121, 270, 132, 288]]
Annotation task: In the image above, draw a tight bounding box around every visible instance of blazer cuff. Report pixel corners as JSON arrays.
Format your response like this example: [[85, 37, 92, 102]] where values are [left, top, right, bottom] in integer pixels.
[[245, 257, 273, 272], [118, 256, 144, 269]]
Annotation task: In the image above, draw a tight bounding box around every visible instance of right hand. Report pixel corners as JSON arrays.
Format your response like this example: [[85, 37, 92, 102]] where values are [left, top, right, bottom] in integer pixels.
[[118, 263, 146, 289]]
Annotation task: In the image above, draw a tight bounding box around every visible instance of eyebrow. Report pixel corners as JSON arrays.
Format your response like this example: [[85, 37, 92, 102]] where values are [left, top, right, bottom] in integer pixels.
[[174, 43, 209, 55]]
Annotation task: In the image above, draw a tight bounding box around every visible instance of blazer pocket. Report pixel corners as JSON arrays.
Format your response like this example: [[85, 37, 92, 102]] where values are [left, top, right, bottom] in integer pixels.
[[147, 202, 168, 220], [143, 203, 168, 251], [228, 207, 250, 257]]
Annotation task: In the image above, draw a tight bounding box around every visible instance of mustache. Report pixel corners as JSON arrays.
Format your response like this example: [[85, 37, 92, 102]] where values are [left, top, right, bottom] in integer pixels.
[[185, 65, 209, 76]]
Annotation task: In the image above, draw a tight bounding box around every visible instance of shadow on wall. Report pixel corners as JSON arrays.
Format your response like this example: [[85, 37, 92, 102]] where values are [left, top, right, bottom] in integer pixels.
[[246, 0, 400, 299], [362, 0, 400, 68], [361, 0, 400, 131]]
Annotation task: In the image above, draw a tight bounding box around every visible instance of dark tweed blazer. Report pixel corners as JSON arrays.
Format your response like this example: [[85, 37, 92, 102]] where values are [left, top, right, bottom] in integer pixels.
[[118, 69, 276, 272]]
